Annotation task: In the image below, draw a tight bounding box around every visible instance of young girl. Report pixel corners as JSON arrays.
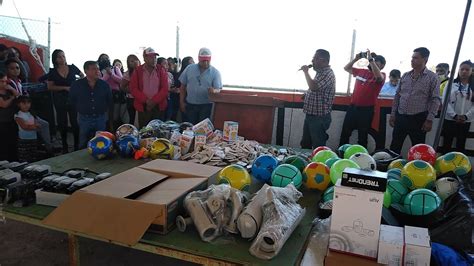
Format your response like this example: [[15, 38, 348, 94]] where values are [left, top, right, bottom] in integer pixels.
[[442, 60, 474, 153], [14, 96, 41, 162]]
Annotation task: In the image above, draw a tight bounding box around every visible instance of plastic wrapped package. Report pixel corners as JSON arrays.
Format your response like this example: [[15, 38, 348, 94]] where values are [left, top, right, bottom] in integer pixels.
[[182, 184, 248, 242], [301, 217, 331, 266], [237, 184, 270, 238], [249, 184, 306, 260]]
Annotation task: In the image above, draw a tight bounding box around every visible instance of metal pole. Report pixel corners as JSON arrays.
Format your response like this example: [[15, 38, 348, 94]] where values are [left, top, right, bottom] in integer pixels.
[[46, 17, 51, 71], [176, 23, 180, 69], [433, 0, 472, 151], [347, 29, 356, 95]]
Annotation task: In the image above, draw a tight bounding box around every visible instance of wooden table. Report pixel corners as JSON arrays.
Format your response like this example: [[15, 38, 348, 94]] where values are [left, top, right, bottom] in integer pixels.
[[2, 151, 320, 265]]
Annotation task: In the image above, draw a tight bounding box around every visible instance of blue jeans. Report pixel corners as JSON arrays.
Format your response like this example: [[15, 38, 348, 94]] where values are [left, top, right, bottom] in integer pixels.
[[185, 103, 213, 125], [300, 113, 331, 149], [77, 113, 107, 149]]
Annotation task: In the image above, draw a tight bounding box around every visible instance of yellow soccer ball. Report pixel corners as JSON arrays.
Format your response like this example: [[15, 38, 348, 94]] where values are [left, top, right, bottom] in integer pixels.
[[218, 164, 251, 191]]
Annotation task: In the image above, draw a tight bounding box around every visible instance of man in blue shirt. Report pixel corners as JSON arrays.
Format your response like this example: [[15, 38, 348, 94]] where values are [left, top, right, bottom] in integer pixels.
[[70, 61, 112, 148], [179, 47, 222, 124], [379, 69, 401, 97]]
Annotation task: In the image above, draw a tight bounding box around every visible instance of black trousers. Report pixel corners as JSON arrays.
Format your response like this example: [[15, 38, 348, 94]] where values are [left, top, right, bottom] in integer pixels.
[[53, 92, 79, 150], [0, 121, 18, 161], [127, 98, 136, 126], [390, 112, 428, 154], [339, 105, 374, 148], [442, 119, 471, 153]]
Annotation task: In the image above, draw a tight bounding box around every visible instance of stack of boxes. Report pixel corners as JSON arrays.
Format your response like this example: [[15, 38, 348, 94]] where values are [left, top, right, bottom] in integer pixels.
[[327, 168, 431, 265]]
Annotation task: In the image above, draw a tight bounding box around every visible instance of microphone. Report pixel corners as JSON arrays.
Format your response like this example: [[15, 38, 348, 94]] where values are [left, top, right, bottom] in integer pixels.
[[298, 64, 313, 71]]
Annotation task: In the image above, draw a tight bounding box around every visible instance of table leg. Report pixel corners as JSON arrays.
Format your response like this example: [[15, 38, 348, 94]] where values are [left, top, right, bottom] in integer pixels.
[[68, 233, 80, 266]]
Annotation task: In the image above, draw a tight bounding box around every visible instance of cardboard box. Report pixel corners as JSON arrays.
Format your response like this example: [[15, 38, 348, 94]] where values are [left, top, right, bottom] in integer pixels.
[[194, 133, 207, 151], [404, 226, 431, 266], [223, 121, 239, 142], [43, 160, 221, 245], [192, 118, 214, 137], [329, 183, 383, 259], [341, 168, 388, 192], [325, 249, 382, 266], [35, 189, 70, 207], [378, 225, 404, 266]]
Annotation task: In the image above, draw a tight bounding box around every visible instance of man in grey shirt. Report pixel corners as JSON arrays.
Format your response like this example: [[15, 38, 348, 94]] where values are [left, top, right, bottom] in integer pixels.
[[389, 47, 440, 153], [179, 47, 222, 124]]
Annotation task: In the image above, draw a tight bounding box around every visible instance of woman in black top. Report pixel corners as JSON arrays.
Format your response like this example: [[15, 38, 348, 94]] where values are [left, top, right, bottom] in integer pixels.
[[47, 49, 84, 153], [0, 71, 19, 161]]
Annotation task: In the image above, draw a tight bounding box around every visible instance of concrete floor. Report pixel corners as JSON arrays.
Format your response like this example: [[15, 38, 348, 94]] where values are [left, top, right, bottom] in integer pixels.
[[0, 219, 196, 266]]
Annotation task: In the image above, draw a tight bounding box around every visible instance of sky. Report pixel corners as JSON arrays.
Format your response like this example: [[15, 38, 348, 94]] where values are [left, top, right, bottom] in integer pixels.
[[0, 0, 473, 92]]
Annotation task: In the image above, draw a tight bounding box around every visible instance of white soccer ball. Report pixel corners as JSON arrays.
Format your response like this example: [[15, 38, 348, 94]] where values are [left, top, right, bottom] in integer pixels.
[[350, 152, 376, 171], [372, 151, 392, 161], [434, 177, 460, 200]]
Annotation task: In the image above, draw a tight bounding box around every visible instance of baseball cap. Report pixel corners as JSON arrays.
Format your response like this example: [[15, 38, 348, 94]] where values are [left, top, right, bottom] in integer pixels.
[[198, 47, 212, 61], [143, 47, 159, 57]]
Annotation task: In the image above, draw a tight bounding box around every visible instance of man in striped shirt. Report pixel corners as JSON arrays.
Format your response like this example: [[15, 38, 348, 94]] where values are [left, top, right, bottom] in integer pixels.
[[300, 49, 336, 149], [389, 47, 441, 154]]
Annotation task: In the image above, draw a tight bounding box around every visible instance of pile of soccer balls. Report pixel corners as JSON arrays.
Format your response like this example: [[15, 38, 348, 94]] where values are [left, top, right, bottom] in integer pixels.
[[87, 121, 177, 160]]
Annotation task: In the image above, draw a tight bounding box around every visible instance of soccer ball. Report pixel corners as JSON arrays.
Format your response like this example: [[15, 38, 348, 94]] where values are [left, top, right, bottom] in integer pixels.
[[322, 186, 335, 202], [330, 159, 360, 184], [88, 136, 114, 160], [95, 131, 116, 142], [372, 151, 392, 161], [149, 138, 175, 160], [386, 179, 409, 204], [408, 144, 436, 165], [434, 152, 472, 177], [388, 159, 408, 170], [337, 144, 352, 158], [383, 191, 392, 208], [343, 144, 368, 159], [271, 164, 303, 189], [387, 168, 402, 180], [283, 155, 309, 173], [400, 160, 436, 190], [403, 188, 441, 215], [116, 135, 140, 157], [251, 154, 279, 183], [349, 152, 376, 170], [434, 177, 460, 200], [310, 146, 331, 160], [218, 164, 251, 191], [325, 157, 340, 169], [303, 162, 331, 191], [139, 137, 157, 150], [116, 124, 139, 140], [312, 150, 338, 164]]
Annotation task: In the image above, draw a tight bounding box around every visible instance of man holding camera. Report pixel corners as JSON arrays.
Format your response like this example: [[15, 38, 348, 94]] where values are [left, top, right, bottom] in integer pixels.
[[339, 50, 386, 148], [300, 49, 336, 149], [389, 47, 440, 154]]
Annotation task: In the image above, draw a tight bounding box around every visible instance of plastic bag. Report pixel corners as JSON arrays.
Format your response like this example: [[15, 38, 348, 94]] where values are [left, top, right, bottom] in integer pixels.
[[371, 149, 401, 172]]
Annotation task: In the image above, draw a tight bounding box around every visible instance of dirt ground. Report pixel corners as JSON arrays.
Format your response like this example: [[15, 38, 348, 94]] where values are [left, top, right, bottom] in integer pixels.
[[0, 219, 197, 266]]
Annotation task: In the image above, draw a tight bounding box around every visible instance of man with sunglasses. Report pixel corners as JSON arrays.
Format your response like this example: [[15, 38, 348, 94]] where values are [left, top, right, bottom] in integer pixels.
[[179, 47, 222, 124]]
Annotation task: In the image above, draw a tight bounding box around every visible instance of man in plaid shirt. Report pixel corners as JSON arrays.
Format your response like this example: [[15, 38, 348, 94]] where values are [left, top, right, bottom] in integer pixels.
[[389, 47, 441, 153], [300, 49, 336, 149]]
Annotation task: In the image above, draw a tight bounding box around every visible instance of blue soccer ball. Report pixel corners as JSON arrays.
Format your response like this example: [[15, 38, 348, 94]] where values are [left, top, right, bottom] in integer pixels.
[[88, 135, 114, 160], [116, 135, 140, 157], [251, 154, 279, 183]]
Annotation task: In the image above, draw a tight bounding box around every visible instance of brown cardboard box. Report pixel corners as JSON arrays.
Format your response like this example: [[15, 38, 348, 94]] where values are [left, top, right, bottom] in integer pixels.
[[325, 250, 382, 266], [43, 160, 221, 245]]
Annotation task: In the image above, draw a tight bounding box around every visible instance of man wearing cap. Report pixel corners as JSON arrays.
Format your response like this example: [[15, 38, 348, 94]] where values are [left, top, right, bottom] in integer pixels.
[[69, 61, 112, 148], [339, 50, 386, 148], [179, 47, 222, 124], [130, 47, 169, 128]]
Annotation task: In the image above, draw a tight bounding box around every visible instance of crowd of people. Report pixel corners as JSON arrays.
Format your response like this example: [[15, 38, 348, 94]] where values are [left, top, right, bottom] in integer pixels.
[[0, 42, 472, 164], [0, 45, 222, 162], [300, 46, 474, 155]]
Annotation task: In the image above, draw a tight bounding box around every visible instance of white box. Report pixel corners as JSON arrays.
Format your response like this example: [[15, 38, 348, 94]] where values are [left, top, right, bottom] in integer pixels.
[[404, 226, 431, 266], [378, 225, 404, 266], [329, 183, 383, 258], [223, 121, 239, 142]]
